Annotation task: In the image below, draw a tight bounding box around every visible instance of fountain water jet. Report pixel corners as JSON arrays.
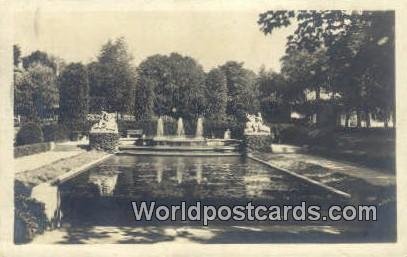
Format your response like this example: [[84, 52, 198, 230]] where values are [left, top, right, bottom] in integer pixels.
[[176, 117, 185, 137], [156, 116, 164, 137], [195, 117, 203, 138]]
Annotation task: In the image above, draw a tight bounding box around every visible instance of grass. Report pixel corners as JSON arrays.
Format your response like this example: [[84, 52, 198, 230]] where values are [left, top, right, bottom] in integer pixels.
[[15, 150, 108, 192]]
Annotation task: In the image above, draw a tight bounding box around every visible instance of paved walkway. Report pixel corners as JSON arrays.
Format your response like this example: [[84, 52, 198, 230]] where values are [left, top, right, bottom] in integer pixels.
[[15, 142, 85, 173], [254, 152, 395, 187]]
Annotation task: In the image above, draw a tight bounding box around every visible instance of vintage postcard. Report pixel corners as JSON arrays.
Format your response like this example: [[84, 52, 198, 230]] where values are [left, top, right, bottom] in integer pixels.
[[0, 0, 406, 256]]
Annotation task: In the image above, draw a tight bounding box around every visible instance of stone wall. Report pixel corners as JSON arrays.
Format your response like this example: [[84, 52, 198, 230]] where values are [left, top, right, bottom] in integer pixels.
[[89, 133, 119, 152]]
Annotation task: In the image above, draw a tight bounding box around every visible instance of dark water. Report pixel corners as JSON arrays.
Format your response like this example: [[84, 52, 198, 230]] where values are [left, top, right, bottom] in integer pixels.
[[59, 155, 347, 226]]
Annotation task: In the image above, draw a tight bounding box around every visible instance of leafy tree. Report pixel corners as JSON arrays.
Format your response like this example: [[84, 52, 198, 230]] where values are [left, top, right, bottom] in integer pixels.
[[219, 61, 260, 121], [135, 53, 206, 120], [205, 68, 227, 120], [14, 45, 21, 67], [89, 37, 136, 114], [257, 67, 290, 122], [22, 50, 57, 72], [14, 63, 58, 120], [58, 63, 89, 130], [258, 10, 395, 128]]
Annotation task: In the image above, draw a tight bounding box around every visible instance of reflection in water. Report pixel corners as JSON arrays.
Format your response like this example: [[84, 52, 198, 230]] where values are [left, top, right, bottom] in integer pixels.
[[59, 155, 339, 226], [196, 158, 202, 184], [176, 157, 184, 184], [89, 172, 119, 196]]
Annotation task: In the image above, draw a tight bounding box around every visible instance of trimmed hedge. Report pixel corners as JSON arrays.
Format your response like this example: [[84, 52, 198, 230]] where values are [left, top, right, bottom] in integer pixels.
[[14, 142, 53, 158], [244, 135, 273, 152], [89, 133, 119, 152], [16, 122, 44, 146]]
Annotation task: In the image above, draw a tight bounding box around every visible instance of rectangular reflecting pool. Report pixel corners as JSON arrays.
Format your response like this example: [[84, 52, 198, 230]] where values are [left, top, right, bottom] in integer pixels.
[[55, 155, 395, 243]]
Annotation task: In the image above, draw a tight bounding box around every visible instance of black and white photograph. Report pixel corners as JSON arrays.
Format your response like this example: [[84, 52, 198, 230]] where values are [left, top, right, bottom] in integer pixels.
[[0, 1, 406, 256]]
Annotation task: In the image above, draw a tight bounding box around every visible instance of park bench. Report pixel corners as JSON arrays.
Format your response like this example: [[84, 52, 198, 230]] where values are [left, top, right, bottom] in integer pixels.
[[126, 129, 143, 138]]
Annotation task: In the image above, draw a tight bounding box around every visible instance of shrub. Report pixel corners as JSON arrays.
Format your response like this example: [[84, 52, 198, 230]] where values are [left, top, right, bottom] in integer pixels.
[[14, 142, 52, 158], [14, 194, 48, 244], [244, 135, 273, 152], [89, 133, 120, 152], [279, 125, 310, 146], [42, 124, 71, 142], [16, 122, 44, 146]]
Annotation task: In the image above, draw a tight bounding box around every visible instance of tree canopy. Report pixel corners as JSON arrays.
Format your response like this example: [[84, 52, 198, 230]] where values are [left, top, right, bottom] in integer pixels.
[[58, 63, 89, 130], [88, 37, 137, 114]]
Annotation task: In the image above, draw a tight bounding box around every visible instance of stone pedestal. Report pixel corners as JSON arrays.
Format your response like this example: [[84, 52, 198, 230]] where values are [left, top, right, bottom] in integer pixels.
[[244, 134, 273, 153], [89, 132, 119, 152]]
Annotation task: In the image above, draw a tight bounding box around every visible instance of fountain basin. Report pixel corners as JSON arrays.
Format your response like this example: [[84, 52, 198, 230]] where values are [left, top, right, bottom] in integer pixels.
[[119, 136, 241, 154]]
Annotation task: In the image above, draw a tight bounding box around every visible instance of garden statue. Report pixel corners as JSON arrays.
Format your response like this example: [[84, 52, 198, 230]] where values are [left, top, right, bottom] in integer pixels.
[[90, 111, 118, 133], [224, 129, 231, 139], [244, 112, 271, 135]]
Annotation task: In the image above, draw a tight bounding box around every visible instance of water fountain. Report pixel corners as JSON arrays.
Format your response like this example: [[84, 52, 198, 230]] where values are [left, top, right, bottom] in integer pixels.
[[156, 116, 164, 138], [195, 117, 203, 138], [176, 117, 185, 137], [119, 116, 241, 155]]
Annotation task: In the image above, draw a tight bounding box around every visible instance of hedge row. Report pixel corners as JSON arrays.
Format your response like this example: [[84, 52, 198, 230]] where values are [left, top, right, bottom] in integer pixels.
[[14, 142, 53, 158]]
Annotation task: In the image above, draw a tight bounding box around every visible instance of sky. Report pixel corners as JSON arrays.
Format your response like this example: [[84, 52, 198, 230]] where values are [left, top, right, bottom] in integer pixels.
[[14, 8, 296, 72]]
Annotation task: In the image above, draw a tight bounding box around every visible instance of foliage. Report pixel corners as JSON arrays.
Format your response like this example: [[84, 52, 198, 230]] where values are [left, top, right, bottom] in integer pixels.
[[279, 125, 310, 146], [14, 142, 52, 158], [42, 124, 70, 142], [16, 122, 44, 146], [14, 194, 48, 244], [135, 53, 206, 120], [58, 63, 89, 131], [244, 135, 273, 152], [88, 37, 136, 114], [14, 63, 59, 120], [258, 10, 395, 128], [89, 133, 120, 152], [219, 61, 260, 121], [257, 66, 291, 122], [22, 50, 58, 72], [205, 68, 228, 120], [14, 44, 21, 67]]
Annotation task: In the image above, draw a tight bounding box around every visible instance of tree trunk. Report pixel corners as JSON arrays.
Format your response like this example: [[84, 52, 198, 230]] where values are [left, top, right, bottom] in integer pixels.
[[356, 108, 362, 128], [315, 87, 321, 127], [365, 110, 371, 128], [384, 112, 389, 128], [345, 113, 350, 128]]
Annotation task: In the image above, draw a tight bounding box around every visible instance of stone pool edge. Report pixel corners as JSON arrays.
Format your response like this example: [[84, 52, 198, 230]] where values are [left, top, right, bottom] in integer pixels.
[[247, 153, 351, 199], [51, 153, 113, 185]]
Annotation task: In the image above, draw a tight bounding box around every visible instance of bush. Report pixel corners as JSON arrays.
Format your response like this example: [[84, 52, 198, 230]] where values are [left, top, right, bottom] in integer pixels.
[[89, 133, 120, 152], [279, 125, 337, 147], [42, 124, 71, 142], [14, 194, 48, 244], [14, 142, 52, 158], [16, 122, 44, 146], [244, 135, 273, 152], [279, 125, 310, 146]]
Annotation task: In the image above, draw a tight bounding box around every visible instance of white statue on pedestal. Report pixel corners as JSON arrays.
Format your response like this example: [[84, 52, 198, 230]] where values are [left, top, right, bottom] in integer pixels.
[[244, 112, 271, 135], [90, 111, 118, 133]]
